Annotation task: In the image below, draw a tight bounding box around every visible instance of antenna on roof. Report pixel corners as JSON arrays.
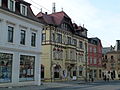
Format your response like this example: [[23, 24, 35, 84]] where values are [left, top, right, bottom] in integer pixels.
[[52, 2, 56, 13]]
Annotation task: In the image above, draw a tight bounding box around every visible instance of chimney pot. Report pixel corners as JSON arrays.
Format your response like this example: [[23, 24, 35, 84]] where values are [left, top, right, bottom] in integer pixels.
[[45, 12, 47, 15]]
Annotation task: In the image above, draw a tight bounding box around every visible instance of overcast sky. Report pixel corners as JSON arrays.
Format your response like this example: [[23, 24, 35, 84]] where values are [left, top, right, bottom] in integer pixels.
[[25, 0, 120, 47]]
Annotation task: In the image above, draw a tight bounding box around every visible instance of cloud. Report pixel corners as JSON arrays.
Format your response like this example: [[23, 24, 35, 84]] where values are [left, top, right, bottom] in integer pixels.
[[25, 0, 120, 47]]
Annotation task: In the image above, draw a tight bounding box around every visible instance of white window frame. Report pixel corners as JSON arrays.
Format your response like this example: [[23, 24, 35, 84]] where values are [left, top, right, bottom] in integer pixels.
[[90, 57, 92, 64], [94, 58, 97, 64], [0, 0, 2, 7], [31, 31, 36, 47], [8, 0, 15, 11], [20, 4, 27, 16]]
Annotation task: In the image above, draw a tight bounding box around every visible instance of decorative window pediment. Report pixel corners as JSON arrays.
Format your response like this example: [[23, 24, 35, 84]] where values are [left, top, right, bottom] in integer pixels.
[[20, 4, 27, 16], [8, 0, 15, 11]]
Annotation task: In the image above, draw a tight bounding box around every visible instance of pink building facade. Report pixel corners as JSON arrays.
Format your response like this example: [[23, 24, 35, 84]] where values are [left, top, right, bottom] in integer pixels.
[[88, 38, 103, 80]]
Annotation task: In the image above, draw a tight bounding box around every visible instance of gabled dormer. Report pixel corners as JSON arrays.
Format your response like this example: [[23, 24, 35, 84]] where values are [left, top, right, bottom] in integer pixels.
[[20, 3, 27, 16], [8, 0, 15, 11], [0, 0, 2, 7]]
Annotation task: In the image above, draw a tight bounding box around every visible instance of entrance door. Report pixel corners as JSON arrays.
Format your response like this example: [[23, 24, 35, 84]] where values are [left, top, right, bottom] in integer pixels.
[[41, 65, 44, 79]]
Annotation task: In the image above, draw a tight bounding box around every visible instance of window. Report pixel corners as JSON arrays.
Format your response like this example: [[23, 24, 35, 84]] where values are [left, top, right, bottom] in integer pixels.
[[56, 33, 62, 43], [90, 47, 92, 52], [66, 50, 68, 60], [42, 33, 46, 42], [67, 37, 71, 45], [94, 70, 97, 78], [8, 0, 15, 11], [73, 39, 77, 46], [20, 30, 26, 45], [54, 65, 61, 78], [79, 67, 83, 76], [111, 56, 114, 59], [53, 50, 57, 59], [52, 33, 55, 42], [0, 53, 13, 83], [99, 70, 102, 78], [79, 41, 83, 49], [94, 58, 97, 64], [105, 55, 107, 59], [19, 55, 35, 81], [20, 4, 27, 16], [0, 0, 2, 7], [31, 32, 36, 47], [8, 26, 14, 43], [53, 48, 63, 60], [94, 48, 96, 53], [90, 57, 92, 64]]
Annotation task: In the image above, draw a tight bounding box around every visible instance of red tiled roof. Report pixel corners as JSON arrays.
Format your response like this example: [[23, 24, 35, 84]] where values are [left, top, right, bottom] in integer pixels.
[[36, 12, 55, 25], [36, 11, 72, 26], [49, 11, 70, 25]]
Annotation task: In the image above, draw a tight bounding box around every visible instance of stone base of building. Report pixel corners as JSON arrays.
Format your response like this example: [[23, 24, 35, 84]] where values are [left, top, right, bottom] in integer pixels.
[[0, 81, 41, 87]]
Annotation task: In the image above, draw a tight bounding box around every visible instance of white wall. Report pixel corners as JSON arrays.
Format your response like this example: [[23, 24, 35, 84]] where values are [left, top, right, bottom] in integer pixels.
[[0, 8, 42, 86], [0, 11, 42, 53]]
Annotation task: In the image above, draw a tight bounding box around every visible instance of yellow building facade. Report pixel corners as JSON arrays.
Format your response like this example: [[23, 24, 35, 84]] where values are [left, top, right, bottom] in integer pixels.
[[37, 11, 88, 81]]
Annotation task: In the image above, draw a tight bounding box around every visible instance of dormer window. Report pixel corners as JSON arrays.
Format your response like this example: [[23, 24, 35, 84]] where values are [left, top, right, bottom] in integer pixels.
[[20, 4, 27, 16], [0, 0, 2, 7], [8, 0, 15, 11]]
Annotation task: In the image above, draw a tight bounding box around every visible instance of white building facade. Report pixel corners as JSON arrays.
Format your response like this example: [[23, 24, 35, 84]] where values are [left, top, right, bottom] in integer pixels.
[[0, 0, 42, 87]]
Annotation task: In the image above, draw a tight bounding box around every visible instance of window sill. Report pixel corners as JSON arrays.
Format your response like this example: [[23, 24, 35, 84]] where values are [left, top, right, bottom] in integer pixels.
[[19, 44, 27, 47], [6, 42, 15, 45]]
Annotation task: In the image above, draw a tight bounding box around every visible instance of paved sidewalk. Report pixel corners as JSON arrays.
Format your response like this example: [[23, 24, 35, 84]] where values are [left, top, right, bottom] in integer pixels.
[[0, 80, 86, 90], [0, 80, 107, 90]]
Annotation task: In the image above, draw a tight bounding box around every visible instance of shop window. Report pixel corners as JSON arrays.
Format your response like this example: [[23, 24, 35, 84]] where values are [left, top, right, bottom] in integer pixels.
[[73, 71, 76, 76], [19, 55, 35, 81], [79, 67, 83, 76], [54, 65, 61, 78], [0, 53, 13, 83]]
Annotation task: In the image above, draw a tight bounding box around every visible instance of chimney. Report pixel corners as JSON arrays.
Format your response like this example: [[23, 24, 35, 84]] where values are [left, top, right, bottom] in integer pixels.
[[45, 12, 47, 15], [41, 8, 42, 12], [83, 24, 84, 28], [52, 2, 56, 13]]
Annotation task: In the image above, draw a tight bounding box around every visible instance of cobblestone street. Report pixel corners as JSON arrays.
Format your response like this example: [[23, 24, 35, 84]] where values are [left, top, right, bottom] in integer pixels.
[[1, 80, 120, 90]]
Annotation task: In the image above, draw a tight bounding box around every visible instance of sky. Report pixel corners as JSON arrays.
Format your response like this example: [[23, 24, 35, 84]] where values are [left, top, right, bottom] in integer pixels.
[[25, 0, 120, 47]]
